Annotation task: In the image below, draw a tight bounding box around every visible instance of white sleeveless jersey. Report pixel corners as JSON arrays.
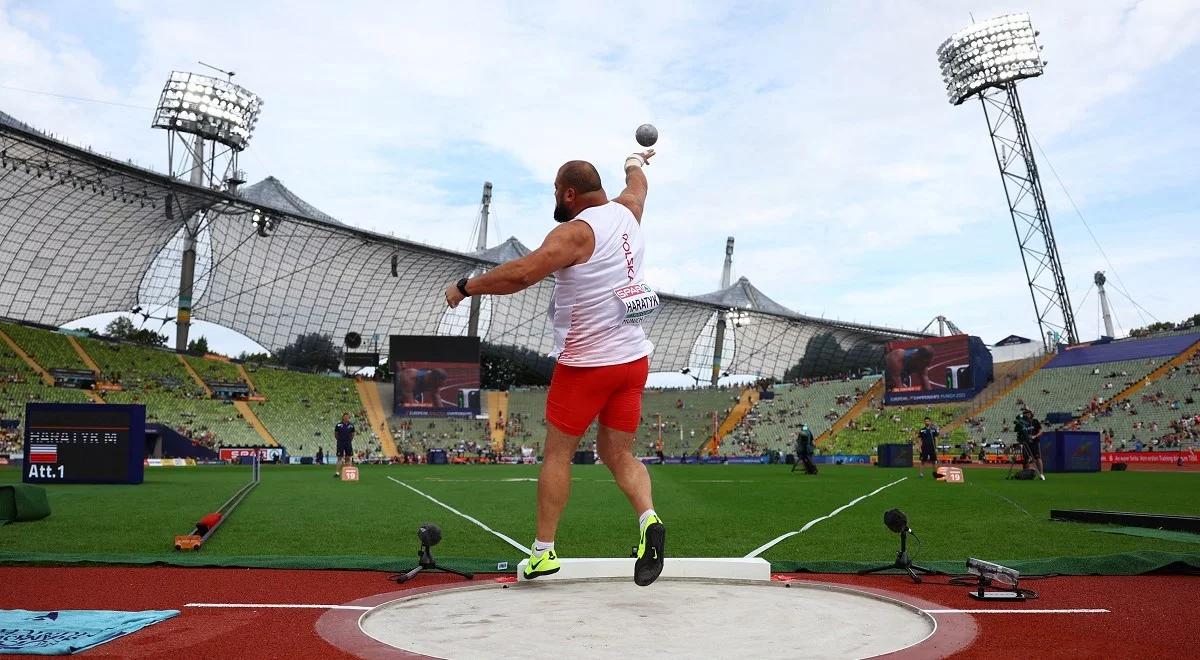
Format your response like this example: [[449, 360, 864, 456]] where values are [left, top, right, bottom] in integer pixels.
[[550, 201, 658, 367]]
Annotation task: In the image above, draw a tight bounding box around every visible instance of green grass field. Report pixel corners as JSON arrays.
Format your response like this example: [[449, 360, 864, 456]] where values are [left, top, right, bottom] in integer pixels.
[[2, 464, 1198, 574]]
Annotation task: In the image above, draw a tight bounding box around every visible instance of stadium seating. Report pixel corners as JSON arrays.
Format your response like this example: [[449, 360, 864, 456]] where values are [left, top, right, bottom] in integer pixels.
[[506, 388, 548, 448], [247, 366, 371, 454], [962, 358, 1163, 445], [390, 417, 492, 455], [1078, 353, 1200, 448], [77, 336, 198, 392], [102, 389, 262, 448], [0, 321, 88, 372], [642, 388, 743, 455], [505, 386, 743, 456], [0, 338, 93, 431], [183, 355, 245, 386], [726, 379, 874, 456], [823, 405, 968, 456]]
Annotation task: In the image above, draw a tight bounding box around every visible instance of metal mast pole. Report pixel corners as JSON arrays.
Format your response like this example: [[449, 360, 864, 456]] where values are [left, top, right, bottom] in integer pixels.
[[978, 83, 1078, 349], [1095, 272, 1115, 338], [174, 133, 205, 352], [467, 182, 492, 337], [711, 236, 734, 386]]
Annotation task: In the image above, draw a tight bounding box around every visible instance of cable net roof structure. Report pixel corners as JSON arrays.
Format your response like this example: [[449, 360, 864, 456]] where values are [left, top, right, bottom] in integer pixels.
[[0, 112, 925, 379]]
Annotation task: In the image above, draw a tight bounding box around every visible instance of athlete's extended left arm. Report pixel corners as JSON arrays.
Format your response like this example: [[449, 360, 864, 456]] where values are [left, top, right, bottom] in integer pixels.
[[444, 221, 590, 308]]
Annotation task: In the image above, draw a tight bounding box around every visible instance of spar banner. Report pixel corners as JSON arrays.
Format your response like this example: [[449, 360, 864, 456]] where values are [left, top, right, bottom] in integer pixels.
[[218, 447, 284, 462], [1102, 451, 1197, 464]]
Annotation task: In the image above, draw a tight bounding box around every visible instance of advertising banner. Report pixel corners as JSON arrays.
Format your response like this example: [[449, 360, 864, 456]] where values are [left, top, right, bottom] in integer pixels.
[[218, 447, 284, 462], [1102, 451, 1197, 464]]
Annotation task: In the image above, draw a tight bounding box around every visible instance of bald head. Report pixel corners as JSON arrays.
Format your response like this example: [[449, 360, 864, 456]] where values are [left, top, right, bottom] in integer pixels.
[[553, 160, 607, 222], [557, 160, 602, 193]]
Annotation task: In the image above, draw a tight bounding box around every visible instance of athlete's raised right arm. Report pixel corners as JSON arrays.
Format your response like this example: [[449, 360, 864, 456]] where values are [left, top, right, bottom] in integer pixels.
[[614, 149, 655, 222]]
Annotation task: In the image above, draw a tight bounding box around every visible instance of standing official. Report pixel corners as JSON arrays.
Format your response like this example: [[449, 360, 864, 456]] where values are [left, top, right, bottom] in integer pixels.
[[334, 413, 355, 478], [915, 417, 939, 478]]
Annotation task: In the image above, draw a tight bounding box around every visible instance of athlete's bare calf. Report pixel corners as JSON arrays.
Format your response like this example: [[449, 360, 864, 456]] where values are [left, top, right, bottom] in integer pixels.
[[535, 424, 654, 542]]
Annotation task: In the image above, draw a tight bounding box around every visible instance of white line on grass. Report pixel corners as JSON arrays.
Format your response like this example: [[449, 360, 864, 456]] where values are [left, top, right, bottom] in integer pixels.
[[388, 476, 530, 554], [924, 609, 1109, 614], [185, 603, 372, 610], [744, 477, 908, 558]]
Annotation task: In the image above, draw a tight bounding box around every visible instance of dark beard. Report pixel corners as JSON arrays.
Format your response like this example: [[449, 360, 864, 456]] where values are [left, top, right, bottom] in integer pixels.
[[553, 203, 573, 223]]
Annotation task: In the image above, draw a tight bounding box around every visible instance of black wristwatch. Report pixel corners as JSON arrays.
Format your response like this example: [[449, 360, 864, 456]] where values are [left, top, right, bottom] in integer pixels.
[[456, 277, 470, 297]]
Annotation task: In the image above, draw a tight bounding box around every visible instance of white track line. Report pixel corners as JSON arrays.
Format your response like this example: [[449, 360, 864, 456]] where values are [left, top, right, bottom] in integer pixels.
[[388, 476, 530, 554], [745, 477, 908, 558], [924, 609, 1109, 614], [186, 603, 372, 610]]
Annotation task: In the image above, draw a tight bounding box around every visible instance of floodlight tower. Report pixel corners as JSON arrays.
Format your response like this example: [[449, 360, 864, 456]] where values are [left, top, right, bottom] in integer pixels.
[[937, 13, 1078, 349], [151, 69, 263, 351], [711, 236, 734, 386]]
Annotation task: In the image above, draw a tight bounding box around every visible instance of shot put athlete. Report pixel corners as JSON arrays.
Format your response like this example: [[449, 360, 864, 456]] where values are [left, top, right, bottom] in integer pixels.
[[445, 149, 664, 585]]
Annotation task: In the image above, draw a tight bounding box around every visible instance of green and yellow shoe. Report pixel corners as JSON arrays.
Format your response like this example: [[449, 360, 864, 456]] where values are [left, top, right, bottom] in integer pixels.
[[523, 548, 560, 579], [634, 514, 666, 586]]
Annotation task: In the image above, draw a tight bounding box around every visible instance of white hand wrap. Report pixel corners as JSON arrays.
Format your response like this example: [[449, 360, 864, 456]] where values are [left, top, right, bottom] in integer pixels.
[[625, 153, 646, 170]]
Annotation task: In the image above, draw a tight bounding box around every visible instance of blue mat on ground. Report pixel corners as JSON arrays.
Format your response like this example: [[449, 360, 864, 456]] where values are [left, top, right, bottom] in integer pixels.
[[0, 609, 178, 655]]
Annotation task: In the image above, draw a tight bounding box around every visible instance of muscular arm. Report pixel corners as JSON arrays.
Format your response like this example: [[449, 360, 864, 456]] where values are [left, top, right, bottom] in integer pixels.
[[614, 166, 648, 222], [456, 221, 593, 298]]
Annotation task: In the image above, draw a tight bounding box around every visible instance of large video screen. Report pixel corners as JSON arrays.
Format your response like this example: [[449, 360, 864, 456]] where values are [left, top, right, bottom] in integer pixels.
[[391, 336, 481, 418], [883, 335, 989, 405]]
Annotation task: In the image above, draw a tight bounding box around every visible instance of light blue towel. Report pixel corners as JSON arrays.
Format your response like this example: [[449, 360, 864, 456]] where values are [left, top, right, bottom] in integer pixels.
[[0, 609, 179, 655]]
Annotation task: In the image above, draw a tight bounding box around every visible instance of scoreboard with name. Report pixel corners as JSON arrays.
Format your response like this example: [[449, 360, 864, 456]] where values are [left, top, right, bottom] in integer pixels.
[[22, 403, 145, 484]]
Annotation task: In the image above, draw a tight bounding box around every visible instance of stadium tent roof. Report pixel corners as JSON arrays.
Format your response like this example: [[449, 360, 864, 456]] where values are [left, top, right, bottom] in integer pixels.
[[694, 276, 796, 317], [238, 176, 345, 226], [0, 109, 35, 132], [0, 110, 925, 378], [473, 237, 531, 263]]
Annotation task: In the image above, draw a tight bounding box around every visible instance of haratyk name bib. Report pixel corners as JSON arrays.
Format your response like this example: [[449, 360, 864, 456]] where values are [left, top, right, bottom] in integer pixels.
[[614, 283, 660, 325]]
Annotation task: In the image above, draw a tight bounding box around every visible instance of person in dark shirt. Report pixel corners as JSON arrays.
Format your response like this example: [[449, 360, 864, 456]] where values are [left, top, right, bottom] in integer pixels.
[[915, 417, 939, 478], [334, 413, 355, 477], [792, 423, 817, 475], [1015, 408, 1045, 480]]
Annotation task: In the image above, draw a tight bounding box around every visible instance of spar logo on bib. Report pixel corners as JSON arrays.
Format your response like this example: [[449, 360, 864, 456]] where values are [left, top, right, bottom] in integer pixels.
[[614, 283, 660, 325]]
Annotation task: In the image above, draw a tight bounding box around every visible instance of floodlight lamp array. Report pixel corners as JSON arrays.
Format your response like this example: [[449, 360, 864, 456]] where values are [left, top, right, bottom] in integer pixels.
[[936, 13, 1044, 105], [152, 71, 263, 151]]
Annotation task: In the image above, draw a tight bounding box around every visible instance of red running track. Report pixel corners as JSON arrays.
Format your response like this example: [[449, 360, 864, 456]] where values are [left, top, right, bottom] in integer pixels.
[[0, 567, 1197, 658]]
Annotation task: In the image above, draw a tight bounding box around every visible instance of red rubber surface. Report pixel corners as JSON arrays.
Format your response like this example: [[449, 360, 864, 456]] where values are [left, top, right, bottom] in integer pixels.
[[0, 567, 1196, 658]]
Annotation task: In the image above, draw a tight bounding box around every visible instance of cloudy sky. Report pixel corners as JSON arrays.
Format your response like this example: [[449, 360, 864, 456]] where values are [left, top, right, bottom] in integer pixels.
[[1, 0, 1197, 353]]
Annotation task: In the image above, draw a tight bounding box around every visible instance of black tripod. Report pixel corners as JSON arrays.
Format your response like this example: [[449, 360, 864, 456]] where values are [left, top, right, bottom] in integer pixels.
[[394, 541, 474, 583], [857, 529, 938, 583]]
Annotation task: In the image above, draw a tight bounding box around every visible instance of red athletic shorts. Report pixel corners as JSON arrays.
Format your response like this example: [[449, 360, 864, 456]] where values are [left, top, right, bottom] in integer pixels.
[[545, 356, 649, 437]]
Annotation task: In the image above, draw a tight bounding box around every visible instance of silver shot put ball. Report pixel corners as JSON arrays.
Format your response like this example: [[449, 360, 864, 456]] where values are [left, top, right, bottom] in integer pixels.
[[636, 124, 658, 147]]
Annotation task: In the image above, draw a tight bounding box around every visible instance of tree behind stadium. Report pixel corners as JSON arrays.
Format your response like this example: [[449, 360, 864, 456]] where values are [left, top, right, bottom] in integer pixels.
[[275, 333, 340, 372]]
